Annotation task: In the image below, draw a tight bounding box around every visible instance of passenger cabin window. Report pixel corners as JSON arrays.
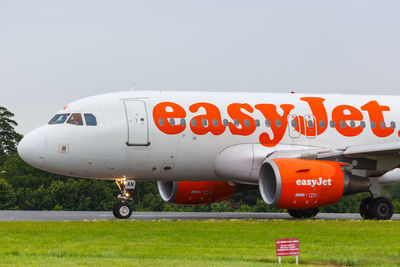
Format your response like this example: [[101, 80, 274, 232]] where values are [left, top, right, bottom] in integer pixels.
[[255, 119, 260, 127], [223, 119, 229, 127], [84, 114, 97, 126], [67, 113, 83, 126], [212, 119, 218, 126], [49, 114, 70, 124]]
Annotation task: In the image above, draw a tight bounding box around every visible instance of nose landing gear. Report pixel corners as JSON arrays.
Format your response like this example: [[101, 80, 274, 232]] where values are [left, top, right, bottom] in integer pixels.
[[113, 178, 136, 219]]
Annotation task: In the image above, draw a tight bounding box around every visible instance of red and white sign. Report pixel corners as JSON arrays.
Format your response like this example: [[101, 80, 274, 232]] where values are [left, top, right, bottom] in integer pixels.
[[276, 238, 300, 256]]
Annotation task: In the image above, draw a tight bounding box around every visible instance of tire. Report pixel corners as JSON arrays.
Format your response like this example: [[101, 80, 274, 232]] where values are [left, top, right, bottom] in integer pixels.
[[113, 203, 132, 219], [369, 197, 394, 220], [287, 209, 299, 218], [288, 208, 319, 219], [112, 204, 121, 219], [359, 197, 373, 219]]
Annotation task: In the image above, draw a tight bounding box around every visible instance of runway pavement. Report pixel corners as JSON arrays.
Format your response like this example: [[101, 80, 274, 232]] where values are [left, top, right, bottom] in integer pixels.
[[1, 210, 399, 221]]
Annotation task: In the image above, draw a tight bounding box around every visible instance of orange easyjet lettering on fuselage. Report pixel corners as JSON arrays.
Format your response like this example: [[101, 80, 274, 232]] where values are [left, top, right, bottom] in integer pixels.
[[189, 102, 225, 135], [361, 101, 394, 137], [254, 104, 295, 147], [332, 105, 364, 137], [152, 98, 396, 147], [153, 102, 186, 134], [227, 103, 256, 136]]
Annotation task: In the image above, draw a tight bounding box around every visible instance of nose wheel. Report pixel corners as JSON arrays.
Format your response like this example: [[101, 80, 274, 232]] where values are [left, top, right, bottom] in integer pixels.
[[113, 178, 136, 219], [113, 202, 132, 219], [360, 197, 393, 220]]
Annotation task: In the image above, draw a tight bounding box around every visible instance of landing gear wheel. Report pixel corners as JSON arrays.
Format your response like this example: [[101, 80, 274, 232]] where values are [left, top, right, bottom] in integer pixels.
[[288, 208, 319, 219], [113, 178, 135, 219], [369, 197, 393, 220], [113, 203, 132, 219], [359, 197, 373, 219]]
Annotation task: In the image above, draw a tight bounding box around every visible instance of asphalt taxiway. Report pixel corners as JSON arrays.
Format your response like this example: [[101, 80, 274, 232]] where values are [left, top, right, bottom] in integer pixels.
[[1, 210, 399, 221]]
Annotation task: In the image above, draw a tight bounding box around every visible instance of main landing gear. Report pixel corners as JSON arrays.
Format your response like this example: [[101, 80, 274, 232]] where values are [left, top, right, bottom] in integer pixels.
[[288, 208, 319, 219], [359, 178, 394, 220], [113, 178, 136, 219], [359, 197, 394, 220]]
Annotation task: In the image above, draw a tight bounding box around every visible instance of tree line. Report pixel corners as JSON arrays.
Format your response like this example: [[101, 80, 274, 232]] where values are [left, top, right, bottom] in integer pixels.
[[1, 106, 400, 213]]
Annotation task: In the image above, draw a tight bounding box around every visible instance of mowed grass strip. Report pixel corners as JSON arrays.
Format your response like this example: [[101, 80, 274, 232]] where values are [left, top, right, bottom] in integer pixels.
[[0, 219, 399, 266]]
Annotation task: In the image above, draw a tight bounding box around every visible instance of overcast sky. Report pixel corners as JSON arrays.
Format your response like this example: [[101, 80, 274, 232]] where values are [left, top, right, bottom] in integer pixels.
[[1, 0, 400, 134]]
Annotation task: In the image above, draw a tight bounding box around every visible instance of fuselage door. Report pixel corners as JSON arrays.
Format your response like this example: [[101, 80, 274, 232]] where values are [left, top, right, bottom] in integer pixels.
[[124, 100, 150, 146], [304, 115, 317, 138], [288, 115, 301, 138]]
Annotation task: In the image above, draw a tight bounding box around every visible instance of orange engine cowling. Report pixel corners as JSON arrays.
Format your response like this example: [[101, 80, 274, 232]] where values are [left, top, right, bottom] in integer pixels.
[[259, 158, 347, 209], [157, 181, 235, 205]]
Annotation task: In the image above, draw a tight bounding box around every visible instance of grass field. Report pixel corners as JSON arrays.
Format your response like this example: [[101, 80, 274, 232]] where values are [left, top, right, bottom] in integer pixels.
[[0, 220, 399, 266]]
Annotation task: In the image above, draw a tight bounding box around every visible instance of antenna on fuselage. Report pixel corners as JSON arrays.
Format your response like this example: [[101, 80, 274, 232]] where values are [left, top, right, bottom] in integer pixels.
[[128, 81, 136, 91]]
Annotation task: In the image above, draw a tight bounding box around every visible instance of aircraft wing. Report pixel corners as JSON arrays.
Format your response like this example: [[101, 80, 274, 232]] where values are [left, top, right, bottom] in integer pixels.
[[343, 142, 400, 157], [308, 141, 400, 177]]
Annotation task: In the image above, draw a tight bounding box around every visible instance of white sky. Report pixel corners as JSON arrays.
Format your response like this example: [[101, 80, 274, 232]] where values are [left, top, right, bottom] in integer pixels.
[[1, 0, 400, 134]]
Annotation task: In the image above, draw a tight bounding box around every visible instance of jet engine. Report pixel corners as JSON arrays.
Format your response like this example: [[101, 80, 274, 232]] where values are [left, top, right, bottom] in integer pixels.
[[259, 158, 370, 209], [157, 181, 236, 205]]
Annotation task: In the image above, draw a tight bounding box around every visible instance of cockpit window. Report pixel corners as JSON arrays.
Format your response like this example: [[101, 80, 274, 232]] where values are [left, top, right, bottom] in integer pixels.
[[84, 114, 97, 126], [67, 113, 83, 125], [49, 114, 70, 124]]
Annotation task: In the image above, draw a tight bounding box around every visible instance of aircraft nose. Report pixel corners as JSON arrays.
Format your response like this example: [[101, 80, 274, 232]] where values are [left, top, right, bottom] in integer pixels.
[[17, 129, 46, 169]]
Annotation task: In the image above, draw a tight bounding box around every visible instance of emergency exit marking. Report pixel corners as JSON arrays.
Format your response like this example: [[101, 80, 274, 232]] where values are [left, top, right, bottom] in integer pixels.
[[276, 238, 299, 264]]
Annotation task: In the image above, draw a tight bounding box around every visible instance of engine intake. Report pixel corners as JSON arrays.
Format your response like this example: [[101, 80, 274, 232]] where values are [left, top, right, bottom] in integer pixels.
[[157, 181, 235, 205]]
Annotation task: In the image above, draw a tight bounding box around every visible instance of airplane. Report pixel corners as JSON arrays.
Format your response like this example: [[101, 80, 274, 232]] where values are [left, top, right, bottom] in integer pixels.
[[17, 90, 400, 220]]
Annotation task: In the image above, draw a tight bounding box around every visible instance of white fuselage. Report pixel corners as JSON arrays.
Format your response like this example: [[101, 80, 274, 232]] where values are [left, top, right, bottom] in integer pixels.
[[17, 91, 400, 184]]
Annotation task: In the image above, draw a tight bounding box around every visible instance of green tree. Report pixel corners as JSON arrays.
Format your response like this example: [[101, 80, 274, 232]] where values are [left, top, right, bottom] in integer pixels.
[[0, 178, 16, 209], [0, 107, 22, 166]]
